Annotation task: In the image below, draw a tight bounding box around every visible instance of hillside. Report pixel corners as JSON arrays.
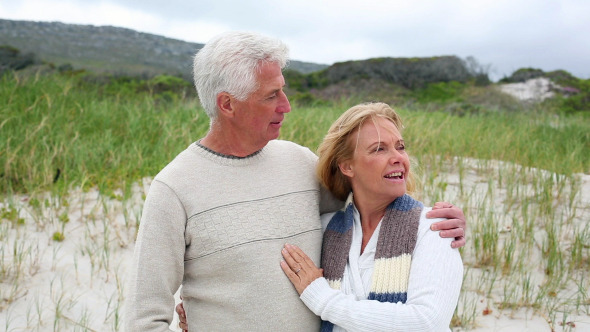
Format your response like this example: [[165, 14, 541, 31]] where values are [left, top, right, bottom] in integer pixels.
[[0, 19, 328, 79]]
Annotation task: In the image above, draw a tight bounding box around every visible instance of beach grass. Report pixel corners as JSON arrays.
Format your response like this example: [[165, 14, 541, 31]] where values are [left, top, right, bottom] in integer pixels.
[[1, 71, 589, 331]]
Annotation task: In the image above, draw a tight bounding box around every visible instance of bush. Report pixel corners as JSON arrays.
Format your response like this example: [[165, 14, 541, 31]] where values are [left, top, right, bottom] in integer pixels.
[[500, 68, 545, 83], [313, 56, 480, 89], [558, 79, 590, 113], [0, 45, 38, 73], [289, 92, 329, 107], [413, 81, 466, 103]]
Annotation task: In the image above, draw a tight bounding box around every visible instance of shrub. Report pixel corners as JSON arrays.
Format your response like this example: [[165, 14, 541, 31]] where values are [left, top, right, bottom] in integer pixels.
[[0, 45, 38, 73], [413, 81, 466, 103], [500, 68, 545, 83], [309, 56, 482, 90]]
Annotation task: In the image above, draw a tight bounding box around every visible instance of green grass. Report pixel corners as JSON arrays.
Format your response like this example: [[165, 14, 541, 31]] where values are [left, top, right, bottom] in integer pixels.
[[1, 70, 589, 330], [284, 102, 590, 176], [1, 71, 208, 195], [2, 71, 588, 195]]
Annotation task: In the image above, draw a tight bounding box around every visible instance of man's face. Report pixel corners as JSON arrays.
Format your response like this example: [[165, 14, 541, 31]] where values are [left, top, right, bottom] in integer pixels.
[[231, 61, 291, 150]]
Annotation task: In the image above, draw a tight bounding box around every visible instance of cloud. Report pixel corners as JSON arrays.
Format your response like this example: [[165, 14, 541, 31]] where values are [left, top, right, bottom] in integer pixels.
[[1, 0, 589, 79]]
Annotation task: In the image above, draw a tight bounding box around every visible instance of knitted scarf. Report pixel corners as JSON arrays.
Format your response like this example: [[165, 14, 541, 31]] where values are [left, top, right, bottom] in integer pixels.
[[320, 193, 423, 332]]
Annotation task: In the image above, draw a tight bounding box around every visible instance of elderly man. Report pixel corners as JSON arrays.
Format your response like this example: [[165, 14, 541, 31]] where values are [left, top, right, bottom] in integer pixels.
[[125, 31, 466, 331]]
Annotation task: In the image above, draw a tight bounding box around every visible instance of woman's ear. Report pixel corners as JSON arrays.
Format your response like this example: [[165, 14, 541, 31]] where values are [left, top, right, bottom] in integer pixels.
[[217, 92, 234, 118], [339, 161, 354, 178]]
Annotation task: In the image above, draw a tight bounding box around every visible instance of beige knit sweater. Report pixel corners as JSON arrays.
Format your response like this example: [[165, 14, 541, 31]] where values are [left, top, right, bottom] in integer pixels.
[[124, 140, 341, 331]]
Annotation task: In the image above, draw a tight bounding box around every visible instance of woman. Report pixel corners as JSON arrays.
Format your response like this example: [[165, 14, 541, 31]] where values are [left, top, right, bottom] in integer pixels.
[[279, 102, 463, 331]]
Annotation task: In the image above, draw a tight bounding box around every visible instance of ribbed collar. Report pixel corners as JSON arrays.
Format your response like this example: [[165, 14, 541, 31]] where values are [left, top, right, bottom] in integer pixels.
[[189, 140, 269, 167]]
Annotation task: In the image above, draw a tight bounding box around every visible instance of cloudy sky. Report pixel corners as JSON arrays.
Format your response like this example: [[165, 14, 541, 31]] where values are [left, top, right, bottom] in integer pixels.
[[1, 0, 589, 81]]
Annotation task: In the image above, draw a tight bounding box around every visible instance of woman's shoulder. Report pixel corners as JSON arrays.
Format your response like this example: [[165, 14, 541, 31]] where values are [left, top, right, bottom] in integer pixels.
[[320, 212, 337, 232], [418, 206, 438, 228], [416, 207, 454, 247]]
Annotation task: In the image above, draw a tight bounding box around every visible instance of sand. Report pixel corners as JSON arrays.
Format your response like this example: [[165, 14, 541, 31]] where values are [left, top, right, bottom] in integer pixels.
[[1, 157, 589, 331]]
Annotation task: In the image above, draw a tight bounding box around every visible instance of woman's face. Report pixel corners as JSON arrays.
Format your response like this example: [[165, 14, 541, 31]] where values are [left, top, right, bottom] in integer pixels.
[[339, 117, 410, 205]]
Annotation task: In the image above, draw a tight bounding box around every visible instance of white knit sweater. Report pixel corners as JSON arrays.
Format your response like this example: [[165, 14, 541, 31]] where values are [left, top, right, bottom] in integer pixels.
[[124, 140, 341, 331], [300, 206, 463, 331]]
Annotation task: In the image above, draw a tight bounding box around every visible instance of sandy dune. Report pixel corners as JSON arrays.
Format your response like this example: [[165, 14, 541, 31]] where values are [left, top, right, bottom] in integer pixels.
[[1, 159, 589, 331]]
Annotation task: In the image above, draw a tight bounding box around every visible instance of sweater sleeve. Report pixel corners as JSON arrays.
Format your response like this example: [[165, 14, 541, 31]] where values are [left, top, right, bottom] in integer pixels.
[[300, 212, 463, 331], [124, 179, 186, 331]]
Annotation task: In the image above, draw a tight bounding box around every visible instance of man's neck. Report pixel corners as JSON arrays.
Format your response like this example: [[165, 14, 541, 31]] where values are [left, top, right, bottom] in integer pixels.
[[200, 127, 265, 157]]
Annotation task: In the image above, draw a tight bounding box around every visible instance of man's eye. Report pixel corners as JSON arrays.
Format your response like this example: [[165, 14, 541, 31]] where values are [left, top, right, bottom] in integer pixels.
[[397, 144, 405, 150]]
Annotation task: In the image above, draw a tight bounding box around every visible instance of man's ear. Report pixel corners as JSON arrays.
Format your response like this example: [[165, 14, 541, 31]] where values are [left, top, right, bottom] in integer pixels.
[[338, 161, 354, 178], [216, 92, 234, 118]]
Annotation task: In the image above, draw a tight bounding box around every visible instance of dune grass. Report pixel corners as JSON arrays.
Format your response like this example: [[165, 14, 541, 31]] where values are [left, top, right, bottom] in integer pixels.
[[1, 71, 589, 331]]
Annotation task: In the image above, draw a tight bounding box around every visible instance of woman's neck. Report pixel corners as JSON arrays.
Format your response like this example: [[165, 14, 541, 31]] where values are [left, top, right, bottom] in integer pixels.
[[353, 195, 391, 254]]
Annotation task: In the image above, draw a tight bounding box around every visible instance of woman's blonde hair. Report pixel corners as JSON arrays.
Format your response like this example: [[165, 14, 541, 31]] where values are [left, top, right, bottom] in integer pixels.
[[317, 102, 416, 201]]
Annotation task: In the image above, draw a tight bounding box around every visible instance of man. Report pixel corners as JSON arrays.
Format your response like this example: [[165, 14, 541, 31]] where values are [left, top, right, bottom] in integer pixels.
[[125, 31, 466, 331]]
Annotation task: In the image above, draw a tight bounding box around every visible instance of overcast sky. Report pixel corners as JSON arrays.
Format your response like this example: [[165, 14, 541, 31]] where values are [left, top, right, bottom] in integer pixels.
[[2, 0, 589, 81]]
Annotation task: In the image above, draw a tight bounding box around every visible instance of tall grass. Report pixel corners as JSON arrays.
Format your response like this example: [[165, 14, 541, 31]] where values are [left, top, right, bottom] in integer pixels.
[[1, 72, 208, 195], [2, 72, 588, 195], [1, 71, 589, 331]]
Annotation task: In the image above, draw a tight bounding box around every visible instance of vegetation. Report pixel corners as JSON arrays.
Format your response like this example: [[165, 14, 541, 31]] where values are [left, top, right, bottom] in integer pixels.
[[1, 63, 589, 330], [284, 55, 491, 92], [0, 45, 38, 74], [499, 68, 590, 113], [0, 70, 206, 195]]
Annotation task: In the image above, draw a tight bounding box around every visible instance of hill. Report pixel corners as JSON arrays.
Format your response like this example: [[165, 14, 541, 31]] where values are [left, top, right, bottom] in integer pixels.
[[0, 19, 328, 79]]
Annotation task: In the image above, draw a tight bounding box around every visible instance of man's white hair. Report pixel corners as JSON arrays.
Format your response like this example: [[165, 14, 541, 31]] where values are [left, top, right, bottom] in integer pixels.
[[193, 31, 289, 120]]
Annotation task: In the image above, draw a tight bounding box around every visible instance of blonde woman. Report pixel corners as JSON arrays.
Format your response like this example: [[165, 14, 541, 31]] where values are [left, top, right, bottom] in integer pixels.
[[280, 102, 463, 331]]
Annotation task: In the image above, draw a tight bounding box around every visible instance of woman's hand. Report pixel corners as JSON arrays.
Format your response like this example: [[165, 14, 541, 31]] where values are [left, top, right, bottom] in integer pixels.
[[280, 243, 323, 295], [427, 202, 466, 248]]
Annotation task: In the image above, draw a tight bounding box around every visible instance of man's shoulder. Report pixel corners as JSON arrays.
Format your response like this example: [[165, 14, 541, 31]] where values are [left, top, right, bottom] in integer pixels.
[[153, 144, 197, 183], [268, 140, 317, 159], [270, 139, 309, 149]]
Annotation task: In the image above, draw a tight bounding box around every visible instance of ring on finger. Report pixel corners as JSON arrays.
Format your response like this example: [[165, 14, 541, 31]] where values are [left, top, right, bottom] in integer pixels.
[[295, 268, 301, 274]]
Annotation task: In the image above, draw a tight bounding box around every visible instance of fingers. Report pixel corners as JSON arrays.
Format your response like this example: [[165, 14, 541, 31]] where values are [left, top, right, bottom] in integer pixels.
[[176, 302, 185, 317], [431, 201, 453, 209], [451, 236, 466, 249], [280, 260, 298, 283], [281, 244, 302, 272], [439, 227, 465, 239], [428, 203, 467, 249], [427, 205, 465, 222], [430, 216, 463, 231], [280, 243, 323, 295], [176, 302, 188, 331], [286, 243, 316, 269], [431, 218, 466, 247]]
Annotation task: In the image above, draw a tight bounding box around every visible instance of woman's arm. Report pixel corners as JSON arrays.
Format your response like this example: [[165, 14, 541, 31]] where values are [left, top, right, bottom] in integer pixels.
[[281, 211, 463, 332]]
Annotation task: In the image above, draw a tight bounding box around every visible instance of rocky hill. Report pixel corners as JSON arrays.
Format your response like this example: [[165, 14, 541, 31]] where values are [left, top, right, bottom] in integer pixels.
[[0, 19, 328, 79]]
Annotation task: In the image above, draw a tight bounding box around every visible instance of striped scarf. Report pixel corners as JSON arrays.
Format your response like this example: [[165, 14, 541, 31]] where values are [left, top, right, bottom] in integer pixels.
[[320, 193, 423, 331]]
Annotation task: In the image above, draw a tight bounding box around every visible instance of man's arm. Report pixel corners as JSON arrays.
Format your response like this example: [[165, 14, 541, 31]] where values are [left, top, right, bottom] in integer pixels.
[[427, 202, 466, 248], [125, 180, 186, 331]]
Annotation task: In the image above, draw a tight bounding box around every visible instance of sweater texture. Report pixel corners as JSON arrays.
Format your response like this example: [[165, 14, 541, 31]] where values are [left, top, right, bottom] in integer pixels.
[[125, 140, 341, 331]]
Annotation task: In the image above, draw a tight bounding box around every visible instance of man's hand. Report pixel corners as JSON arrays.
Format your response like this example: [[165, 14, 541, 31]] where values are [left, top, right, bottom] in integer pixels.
[[427, 202, 466, 249], [176, 301, 188, 332]]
